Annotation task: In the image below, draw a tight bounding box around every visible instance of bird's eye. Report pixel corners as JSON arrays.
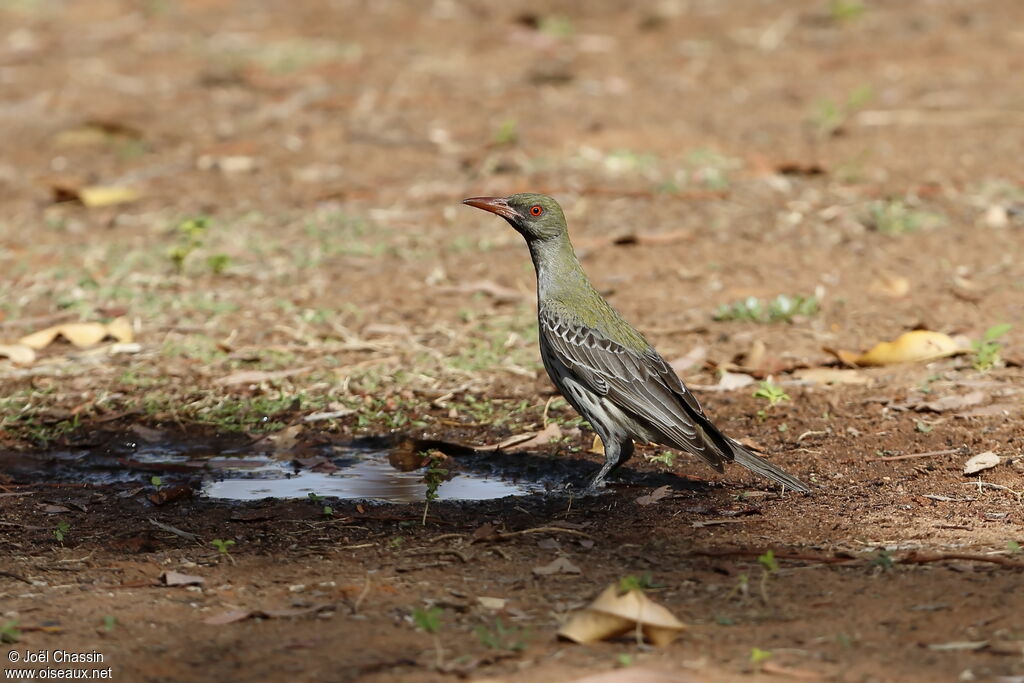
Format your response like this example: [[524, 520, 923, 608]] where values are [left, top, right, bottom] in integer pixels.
[[530, 205, 543, 216]]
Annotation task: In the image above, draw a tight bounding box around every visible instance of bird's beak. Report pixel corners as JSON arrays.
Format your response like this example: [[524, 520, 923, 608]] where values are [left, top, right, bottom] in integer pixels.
[[462, 196, 518, 221]]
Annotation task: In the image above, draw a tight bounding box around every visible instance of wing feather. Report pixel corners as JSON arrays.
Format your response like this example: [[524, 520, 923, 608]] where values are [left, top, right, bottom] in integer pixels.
[[539, 309, 730, 469]]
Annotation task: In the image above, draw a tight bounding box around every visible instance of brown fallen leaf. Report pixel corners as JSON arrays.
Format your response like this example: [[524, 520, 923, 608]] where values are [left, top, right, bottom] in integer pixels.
[[915, 391, 987, 413], [532, 557, 582, 576], [202, 604, 333, 626], [963, 451, 1000, 475], [869, 274, 911, 298], [956, 403, 1021, 418], [558, 584, 685, 647], [831, 330, 961, 367], [636, 485, 673, 506], [149, 484, 193, 506], [203, 609, 252, 625], [161, 570, 205, 586], [490, 422, 563, 451]]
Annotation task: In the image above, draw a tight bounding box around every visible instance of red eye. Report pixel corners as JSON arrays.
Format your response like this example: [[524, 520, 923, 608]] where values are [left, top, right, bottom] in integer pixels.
[[530, 205, 543, 216]]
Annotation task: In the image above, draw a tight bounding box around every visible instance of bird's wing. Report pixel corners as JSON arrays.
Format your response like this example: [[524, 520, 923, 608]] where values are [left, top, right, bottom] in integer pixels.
[[539, 309, 732, 470]]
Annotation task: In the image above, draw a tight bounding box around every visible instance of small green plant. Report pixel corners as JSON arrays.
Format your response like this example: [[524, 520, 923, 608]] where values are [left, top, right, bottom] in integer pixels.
[[211, 538, 235, 555], [413, 606, 444, 667], [1, 620, 19, 644], [474, 619, 528, 652], [757, 550, 780, 603], [810, 84, 872, 137], [168, 216, 211, 273], [616, 653, 634, 667], [150, 475, 163, 489], [322, 505, 334, 517], [915, 421, 933, 434], [865, 199, 941, 235], [750, 647, 773, 669], [870, 548, 894, 571], [645, 451, 676, 467], [53, 521, 71, 544], [493, 119, 519, 146], [102, 615, 117, 632], [713, 294, 819, 323], [538, 15, 573, 37], [206, 253, 231, 274], [1007, 540, 1021, 555], [618, 573, 660, 593], [829, 0, 865, 23], [307, 492, 324, 504], [753, 381, 790, 408], [421, 453, 449, 525], [972, 323, 1012, 371]]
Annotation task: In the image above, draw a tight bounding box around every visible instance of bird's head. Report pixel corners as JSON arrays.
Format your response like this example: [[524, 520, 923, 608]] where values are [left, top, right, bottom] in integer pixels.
[[462, 193, 567, 241]]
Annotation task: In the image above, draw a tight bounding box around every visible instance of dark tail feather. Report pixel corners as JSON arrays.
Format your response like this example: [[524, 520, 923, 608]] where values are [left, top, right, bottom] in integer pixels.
[[729, 441, 810, 493]]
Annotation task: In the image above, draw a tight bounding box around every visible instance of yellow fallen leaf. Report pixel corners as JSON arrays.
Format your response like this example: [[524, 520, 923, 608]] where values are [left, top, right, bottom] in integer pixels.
[[558, 584, 685, 647], [78, 186, 140, 207], [590, 434, 604, 455], [0, 344, 36, 364], [18, 326, 61, 349], [18, 318, 135, 350], [58, 322, 108, 347], [793, 368, 872, 386], [869, 274, 910, 298], [106, 316, 134, 343], [836, 330, 960, 367]]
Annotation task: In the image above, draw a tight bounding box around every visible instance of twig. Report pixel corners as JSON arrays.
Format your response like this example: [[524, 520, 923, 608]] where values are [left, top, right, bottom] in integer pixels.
[[352, 574, 371, 614], [899, 552, 1024, 569], [0, 570, 33, 584], [148, 518, 201, 543], [867, 448, 959, 462], [491, 526, 594, 541]]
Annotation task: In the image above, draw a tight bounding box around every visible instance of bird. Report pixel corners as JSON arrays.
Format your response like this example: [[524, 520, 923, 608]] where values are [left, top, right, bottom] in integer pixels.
[[462, 193, 809, 493]]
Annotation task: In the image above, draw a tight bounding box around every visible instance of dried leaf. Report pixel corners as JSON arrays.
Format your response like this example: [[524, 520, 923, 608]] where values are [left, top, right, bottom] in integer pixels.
[[161, 570, 205, 587], [54, 184, 141, 207], [504, 422, 562, 451], [532, 557, 582, 576], [963, 451, 1000, 475], [203, 609, 252, 625], [558, 584, 685, 647], [916, 391, 987, 413], [105, 316, 134, 343], [18, 318, 132, 350], [0, 344, 36, 364], [214, 366, 313, 386], [58, 322, 109, 347], [636, 485, 673, 506], [835, 330, 961, 367], [869, 274, 911, 298], [590, 434, 604, 455], [477, 596, 507, 610], [793, 368, 871, 385], [690, 371, 756, 392]]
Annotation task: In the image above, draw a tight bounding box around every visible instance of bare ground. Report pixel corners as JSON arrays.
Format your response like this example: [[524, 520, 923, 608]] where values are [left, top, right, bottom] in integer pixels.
[[2, 1, 1024, 681]]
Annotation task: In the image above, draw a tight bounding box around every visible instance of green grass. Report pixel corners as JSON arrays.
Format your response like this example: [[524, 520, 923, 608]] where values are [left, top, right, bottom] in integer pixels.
[[864, 199, 942, 235], [713, 294, 819, 323]]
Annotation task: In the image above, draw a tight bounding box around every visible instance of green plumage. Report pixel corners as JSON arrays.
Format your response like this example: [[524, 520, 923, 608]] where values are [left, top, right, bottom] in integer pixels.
[[462, 192, 809, 493]]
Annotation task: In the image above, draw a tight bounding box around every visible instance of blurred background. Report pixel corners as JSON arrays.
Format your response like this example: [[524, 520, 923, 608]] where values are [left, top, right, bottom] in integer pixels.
[[0, 0, 1021, 430]]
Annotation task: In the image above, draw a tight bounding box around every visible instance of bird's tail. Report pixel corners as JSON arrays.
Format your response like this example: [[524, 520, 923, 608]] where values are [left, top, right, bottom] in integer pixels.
[[729, 440, 810, 493]]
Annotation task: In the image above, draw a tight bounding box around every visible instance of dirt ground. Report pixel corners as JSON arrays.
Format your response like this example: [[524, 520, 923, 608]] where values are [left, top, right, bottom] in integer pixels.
[[2, 1, 1024, 681]]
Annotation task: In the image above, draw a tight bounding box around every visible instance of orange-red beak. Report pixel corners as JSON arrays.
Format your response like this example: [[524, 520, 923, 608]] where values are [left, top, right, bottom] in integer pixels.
[[462, 196, 519, 221]]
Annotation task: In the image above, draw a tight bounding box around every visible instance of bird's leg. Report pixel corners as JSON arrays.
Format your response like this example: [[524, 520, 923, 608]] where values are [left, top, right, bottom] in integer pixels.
[[588, 437, 634, 490]]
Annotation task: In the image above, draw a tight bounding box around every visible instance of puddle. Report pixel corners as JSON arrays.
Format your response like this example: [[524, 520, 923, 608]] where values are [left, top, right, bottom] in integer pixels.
[[203, 451, 535, 503]]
